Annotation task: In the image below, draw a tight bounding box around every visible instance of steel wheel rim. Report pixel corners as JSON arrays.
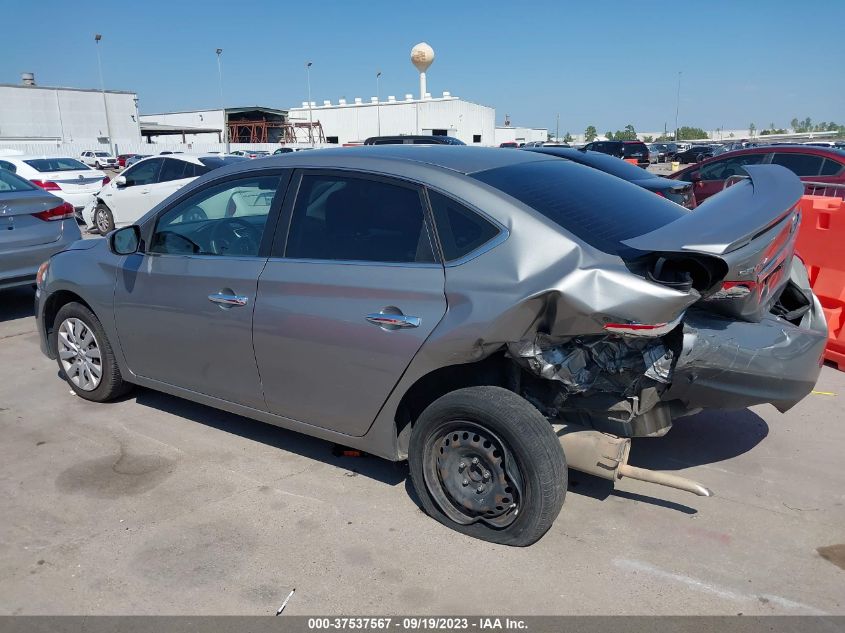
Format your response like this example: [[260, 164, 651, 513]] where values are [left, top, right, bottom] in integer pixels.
[[422, 421, 523, 529], [58, 318, 103, 391], [95, 208, 110, 234]]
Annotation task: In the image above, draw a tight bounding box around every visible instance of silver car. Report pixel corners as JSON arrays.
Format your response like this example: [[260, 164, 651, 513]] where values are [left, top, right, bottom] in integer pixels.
[[0, 168, 81, 291], [34, 147, 826, 545]]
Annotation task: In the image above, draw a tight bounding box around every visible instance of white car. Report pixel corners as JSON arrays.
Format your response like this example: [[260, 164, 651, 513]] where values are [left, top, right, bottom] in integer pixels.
[[80, 150, 118, 170], [0, 155, 107, 220], [83, 154, 247, 233]]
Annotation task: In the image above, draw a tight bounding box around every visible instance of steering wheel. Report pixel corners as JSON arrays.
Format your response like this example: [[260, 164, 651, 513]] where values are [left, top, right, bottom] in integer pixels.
[[209, 218, 261, 256]]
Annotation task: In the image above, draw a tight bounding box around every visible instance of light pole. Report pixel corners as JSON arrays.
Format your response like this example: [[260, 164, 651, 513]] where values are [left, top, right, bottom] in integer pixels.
[[674, 71, 682, 142], [555, 113, 559, 143], [376, 71, 382, 136], [216, 48, 229, 153], [306, 61, 313, 147], [94, 34, 115, 155]]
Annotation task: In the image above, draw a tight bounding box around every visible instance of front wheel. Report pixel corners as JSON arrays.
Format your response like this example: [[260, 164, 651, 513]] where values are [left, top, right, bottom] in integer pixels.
[[52, 302, 131, 402], [94, 202, 114, 234], [408, 386, 567, 546]]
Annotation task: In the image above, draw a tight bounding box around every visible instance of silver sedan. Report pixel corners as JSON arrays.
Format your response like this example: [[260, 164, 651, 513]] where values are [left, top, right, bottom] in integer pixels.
[[33, 147, 826, 545]]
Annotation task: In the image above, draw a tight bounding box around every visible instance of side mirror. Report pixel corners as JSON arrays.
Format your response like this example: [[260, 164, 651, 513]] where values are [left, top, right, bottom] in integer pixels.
[[110, 225, 141, 255], [115, 175, 127, 187]]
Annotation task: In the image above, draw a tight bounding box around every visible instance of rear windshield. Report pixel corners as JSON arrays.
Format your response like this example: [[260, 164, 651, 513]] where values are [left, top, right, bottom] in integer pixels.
[[472, 160, 687, 256], [622, 143, 648, 156], [0, 169, 36, 192], [198, 156, 249, 169], [24, 158, 89, 172]]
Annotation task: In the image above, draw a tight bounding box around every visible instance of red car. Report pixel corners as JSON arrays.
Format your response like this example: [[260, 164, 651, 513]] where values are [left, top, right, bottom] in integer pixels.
[[116, 153, 137, 168], [669, 144, 845, 204]]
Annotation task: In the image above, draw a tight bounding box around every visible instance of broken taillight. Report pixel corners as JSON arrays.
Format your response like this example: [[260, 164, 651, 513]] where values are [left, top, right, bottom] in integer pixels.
[[32, 202, 75, 221], [603, 313, 684, 337]]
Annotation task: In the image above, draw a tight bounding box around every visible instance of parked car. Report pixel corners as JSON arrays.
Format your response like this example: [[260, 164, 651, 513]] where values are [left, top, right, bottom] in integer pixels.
[[582, 140, 650, 167], [670, 145, 845, 204], [525, 146, 696, 208], [80, 150, 118, 170], [158, 151, 185, 155], [364, 135, 466, 146], [124, 154, 151, 168], [273, 147, 294, 154], [647, 144, 667, 163], [116, 154, 138, 168], [674, 145, 717, 164], [499, 142, 521, 148], [0, 156, 108, 220], [0, 168, 81, 290], [83, 154, 247, 233], [34, 146, 825, 545]]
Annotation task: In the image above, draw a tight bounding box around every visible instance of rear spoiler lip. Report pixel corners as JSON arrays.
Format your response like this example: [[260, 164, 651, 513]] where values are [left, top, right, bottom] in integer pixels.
[[622, 164, 804, 256]]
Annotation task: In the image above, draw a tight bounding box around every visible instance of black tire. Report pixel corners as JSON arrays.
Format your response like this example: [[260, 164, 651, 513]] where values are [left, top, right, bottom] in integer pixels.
[[94, 161, 101, 169], [52, 302, 131, 402], [408, 386, 566, 546], [94, 202, 114, 234]]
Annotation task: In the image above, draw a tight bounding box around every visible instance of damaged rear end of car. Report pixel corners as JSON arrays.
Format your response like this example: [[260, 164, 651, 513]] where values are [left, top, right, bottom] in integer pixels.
[[459, 161, 827, 496]]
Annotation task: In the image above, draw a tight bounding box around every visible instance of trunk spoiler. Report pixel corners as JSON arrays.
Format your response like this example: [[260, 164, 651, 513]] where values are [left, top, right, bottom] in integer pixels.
[[622, 165, 804, 256]]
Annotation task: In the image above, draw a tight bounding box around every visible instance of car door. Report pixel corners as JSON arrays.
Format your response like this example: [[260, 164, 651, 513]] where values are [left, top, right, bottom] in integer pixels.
[[103, 158, 164, 226], [685, 153, 769, 203], [769, 152, 843, 196], [252, 170, 448, 436], [113, 170, 288, 409]]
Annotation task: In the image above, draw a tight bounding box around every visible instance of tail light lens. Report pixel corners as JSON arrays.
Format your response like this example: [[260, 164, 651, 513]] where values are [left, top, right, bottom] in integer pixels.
[[33, 201, 75, 221], [31, 179, 61, 191], [654, 191, 666, 198], [102, 176, 111, 186], [603, 313, 685, 337]]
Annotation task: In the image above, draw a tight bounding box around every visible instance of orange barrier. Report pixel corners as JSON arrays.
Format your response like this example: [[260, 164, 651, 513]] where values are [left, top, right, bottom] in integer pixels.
[[624, 158, 639, 166], [795, 195, 845, 370]]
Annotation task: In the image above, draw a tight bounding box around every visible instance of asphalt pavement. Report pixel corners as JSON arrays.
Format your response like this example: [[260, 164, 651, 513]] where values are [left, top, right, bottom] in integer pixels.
[[0, 284, 843, 615]]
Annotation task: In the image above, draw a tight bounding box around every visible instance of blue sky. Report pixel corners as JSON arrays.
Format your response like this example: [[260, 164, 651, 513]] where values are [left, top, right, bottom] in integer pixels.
[[2, 0, 843, 134]]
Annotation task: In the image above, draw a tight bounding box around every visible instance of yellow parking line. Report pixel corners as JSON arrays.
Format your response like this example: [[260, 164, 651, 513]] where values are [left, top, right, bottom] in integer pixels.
[[812, 390, 836, 396]]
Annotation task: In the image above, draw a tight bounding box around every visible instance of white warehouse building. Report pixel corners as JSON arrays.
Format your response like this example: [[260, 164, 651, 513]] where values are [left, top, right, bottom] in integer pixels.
[[0, 75, 141, 153], [287, 93, 496, 146]]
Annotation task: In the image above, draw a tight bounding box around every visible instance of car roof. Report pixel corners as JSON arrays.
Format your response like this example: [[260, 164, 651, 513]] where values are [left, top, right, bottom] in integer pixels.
[[247, 145, 554, 176], [5, 155, 88, 162], [134, 154, 204, 165]]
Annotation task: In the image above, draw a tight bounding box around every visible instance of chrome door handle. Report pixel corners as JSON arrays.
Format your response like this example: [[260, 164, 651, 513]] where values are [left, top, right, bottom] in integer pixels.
[[365, 312, 421, 329], [208, 292, 249, 307]]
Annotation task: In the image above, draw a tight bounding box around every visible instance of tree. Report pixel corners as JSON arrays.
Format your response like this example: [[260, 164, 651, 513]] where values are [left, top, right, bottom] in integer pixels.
[[675, 126, 708, 140], [749, 122, 756, 137], [790, 118, 800, 132], [563, 132, 574, 143], [614, 124, 637, 140], [584, 126, 598, 142], [643, 135, 654, 142], [605, 130, 614, 141]]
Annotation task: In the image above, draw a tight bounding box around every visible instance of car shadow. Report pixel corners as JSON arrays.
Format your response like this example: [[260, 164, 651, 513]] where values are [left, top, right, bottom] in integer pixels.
[[563, 408, 768, 514], [0, 286, 35, 323], [132, 388, 409, 487]]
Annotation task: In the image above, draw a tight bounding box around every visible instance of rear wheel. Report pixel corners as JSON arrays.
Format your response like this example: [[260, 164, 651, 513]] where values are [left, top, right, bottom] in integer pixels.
[[52, 302, 131, 402], [94, 202, 114, 234], [408, 386, 566, 546]]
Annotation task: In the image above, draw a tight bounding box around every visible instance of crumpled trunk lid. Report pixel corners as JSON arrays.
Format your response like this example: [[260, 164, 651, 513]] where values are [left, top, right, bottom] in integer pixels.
[[623, 165, 805, 322]]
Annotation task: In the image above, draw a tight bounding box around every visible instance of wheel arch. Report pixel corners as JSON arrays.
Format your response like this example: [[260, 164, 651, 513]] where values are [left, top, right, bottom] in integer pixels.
[[42, 290, 97, 354], [393, 350, 518, 456]]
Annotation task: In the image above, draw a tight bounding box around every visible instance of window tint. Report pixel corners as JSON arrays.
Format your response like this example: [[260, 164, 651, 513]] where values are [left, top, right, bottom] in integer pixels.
[[771, 153, 824, 177], [428, 190, 499, 261], [622, 144, 647, 157], [123, 158, 163, 186], [159, 158, 189, 182], [0, 160, 17, 173], [820, 159, 843, 177], [286, 174, 435, 263], [473, 160, 686, 257], [150, 175, 281, 257], [24, 158, 89, 172], [697, 153, 767, 181]]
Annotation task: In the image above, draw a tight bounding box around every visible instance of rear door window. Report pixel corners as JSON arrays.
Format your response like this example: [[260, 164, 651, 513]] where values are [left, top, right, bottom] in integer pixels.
[[820, 158, 844, 177], [428, 190, 500, 261], [158, 158, 189, 182], [473, 160, 686, 257], [285, 173, 436, 263], [771, 153, 825, 177], [697, 153, 767, 181], [0, 169, 35, 192], [123, 158, 163, 186]]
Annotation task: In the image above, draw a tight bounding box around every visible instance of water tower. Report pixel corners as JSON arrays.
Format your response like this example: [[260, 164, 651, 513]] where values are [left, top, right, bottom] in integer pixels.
[[410, 42, 435, 100]]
